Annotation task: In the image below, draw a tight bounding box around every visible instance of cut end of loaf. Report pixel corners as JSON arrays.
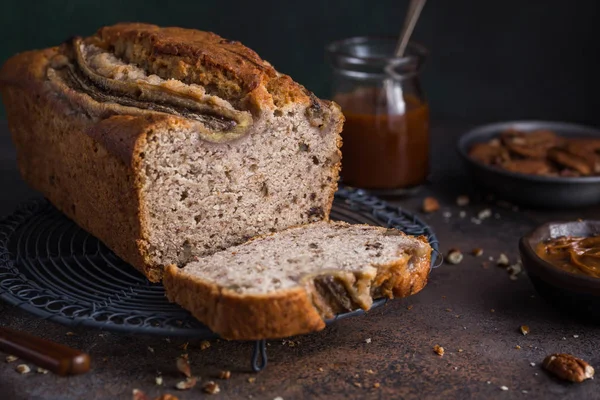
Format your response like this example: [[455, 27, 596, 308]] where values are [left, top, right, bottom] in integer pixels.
[[163, 222, 432, 340], [138, 104, 341, 274]]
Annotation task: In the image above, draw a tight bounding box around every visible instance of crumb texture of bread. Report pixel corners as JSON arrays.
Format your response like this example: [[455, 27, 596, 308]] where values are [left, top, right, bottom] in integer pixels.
[[164, 221, 432, 340], [0, 23, 343, 281]]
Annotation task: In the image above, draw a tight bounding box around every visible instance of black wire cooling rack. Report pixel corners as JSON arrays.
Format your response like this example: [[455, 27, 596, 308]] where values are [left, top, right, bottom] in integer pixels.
[[0, 187, 438, 371]]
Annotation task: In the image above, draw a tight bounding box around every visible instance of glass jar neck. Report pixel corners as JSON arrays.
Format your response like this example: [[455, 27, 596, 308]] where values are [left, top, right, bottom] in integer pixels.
[[326, 36, 427, 81]]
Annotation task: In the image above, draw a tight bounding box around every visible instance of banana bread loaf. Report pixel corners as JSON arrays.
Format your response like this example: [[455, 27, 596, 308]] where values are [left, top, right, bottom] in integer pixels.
[[164, 221, 432, 340], [0, 23, 343, 282]]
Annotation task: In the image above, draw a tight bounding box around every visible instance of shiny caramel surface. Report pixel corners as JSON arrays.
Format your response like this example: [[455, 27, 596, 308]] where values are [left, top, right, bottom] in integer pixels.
[[535, 236, 600, 278]]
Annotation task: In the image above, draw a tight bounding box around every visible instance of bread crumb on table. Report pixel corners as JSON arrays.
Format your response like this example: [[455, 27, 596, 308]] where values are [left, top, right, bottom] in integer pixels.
[[5, 355, 18, 363], [422, 197, 440, 213], [365, 338, 371, 344], [433, 345, 445, 356]]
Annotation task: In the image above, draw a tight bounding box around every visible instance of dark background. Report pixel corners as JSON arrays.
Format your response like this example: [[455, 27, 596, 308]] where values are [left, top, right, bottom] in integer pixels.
[[0, 0, 599, 124]]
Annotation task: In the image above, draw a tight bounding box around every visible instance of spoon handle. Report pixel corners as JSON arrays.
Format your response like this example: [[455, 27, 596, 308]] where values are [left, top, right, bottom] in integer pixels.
[[395, 0, 427, 57], [0, 326, 91, 376]]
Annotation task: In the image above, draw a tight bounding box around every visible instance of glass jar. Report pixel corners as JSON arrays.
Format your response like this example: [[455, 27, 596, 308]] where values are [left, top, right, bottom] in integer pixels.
[[326, 37, 429, 194]]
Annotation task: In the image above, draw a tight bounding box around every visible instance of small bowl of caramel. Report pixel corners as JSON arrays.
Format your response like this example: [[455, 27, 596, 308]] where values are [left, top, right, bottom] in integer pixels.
[[520, 220, 600, 322]]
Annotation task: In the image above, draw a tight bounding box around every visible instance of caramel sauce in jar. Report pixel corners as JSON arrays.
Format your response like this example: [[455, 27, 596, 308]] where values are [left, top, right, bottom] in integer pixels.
[[335, 89, 429, 190]]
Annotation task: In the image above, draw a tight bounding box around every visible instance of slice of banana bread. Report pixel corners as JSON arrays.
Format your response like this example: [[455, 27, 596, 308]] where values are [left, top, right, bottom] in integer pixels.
[[0, 23, 343, 282], [164, 221, 432, 340]]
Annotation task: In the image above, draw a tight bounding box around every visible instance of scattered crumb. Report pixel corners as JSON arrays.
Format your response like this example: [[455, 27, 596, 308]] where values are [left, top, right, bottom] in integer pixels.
[[200, 340, 211, 350], [155, 376, 164, 386], [530, 362, 536, 367], [176, 354, 191, 378], [318, 368, 324, 372], [500, 386, 509, 391], [509, 274, 518, 281], [219, 370, 231, 380], [366, 369, 375, 374], [478, 209, 492, 220], [562, 337, 567, 340], [66, 332, 76, 336], [15, 364, 30, 374], [522, 390, 528, 394], [274, 397, 284, 400], [5, 355, 18, 363], [471, 248, 484, 257], [458, 349, 464, 353], [454, 366, 458, 370], [490, 309, 495, 313], [175, 377, 197, 390], [456, 195, 470, 206], [407, 305, 414, 310], [422, 197, 440, 213], [459, 211, 466, 218], [36, 367, 49, 374], [574, 335, 579, 338], [446, 249, 463, 265], [373, 383, 380, 389], [520, 325, 530, 335], [248, 377, 256, 383], [165, 338, 171, 343], [515, 345, 521, 350], [445, 308, 452, 312], [487, 381, 491, 385], [132, 389, 149, 400], [433, 345, 445, 356], [496, 253, 510, 267], [148, 346, 155, 354], [471, 217, 482, 225], [353, 382, 362, 388], [179, 342, 189, 351], [489, 256, 494, 261], [365, 338, 371, 344], [203, 381, 220, 394]]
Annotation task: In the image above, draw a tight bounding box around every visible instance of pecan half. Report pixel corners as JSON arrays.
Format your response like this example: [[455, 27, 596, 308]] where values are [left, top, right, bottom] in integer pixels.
[[542, 353, 594, 383]]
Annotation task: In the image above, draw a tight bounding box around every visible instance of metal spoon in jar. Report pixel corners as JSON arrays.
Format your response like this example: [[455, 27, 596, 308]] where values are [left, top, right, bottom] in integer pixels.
[[383, 0, 427, 115]]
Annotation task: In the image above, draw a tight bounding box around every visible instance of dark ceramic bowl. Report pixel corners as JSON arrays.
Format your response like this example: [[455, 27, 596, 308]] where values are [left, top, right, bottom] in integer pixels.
[[457, 121, 600, 208], [519, 220, 600, 322]]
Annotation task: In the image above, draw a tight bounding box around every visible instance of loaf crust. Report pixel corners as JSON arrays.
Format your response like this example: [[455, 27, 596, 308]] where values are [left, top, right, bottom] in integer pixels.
[[0, 24, 343, 281], [163, 226, 431, 340]]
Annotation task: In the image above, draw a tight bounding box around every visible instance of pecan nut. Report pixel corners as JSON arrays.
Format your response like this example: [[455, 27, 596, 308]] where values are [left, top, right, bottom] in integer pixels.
[[542, 353, 594, 383]]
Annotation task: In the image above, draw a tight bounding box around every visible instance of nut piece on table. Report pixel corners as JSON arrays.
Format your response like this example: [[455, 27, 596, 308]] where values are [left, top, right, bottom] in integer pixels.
[[156, 395, 180, 400], [15, 364, 30, 374], [471, 248, 484, 257], [218, 370, 232, 380], [203, 381, 221, 394], [200, 340, 211, 350], [132, 389, 150, 400], [542, 353, 594, 383], [446, 249, 463, 265], [456, 195, 470, 207], [422, 197, 440, 213], [433, 345, 445, 356], [175, 377, 197, 390], [176, 354, 191, 378], [496, 253, 510, 267]]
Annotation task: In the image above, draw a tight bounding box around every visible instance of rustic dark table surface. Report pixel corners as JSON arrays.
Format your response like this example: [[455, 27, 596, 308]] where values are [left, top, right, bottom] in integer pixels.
[[0, 120, 599, 400]]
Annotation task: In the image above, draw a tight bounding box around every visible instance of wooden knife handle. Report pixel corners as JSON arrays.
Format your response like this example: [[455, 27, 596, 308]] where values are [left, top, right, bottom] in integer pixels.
[[0, 327, 90, 376]]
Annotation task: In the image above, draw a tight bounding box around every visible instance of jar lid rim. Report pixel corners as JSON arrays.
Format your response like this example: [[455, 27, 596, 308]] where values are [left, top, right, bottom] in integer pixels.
[[326, 36, 429, 62]]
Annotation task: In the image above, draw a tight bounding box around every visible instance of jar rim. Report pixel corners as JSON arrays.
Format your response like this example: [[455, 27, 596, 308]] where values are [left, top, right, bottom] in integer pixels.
[[325, 36, 428, 64]]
